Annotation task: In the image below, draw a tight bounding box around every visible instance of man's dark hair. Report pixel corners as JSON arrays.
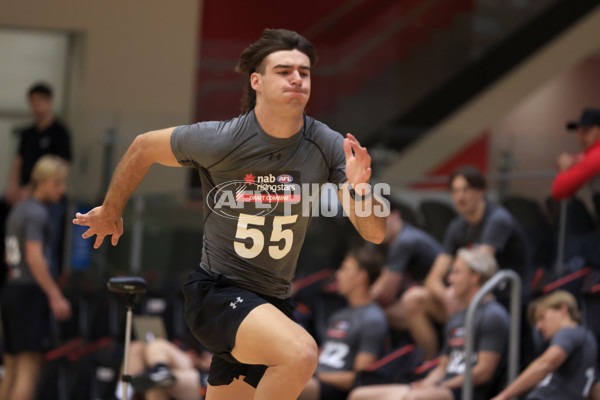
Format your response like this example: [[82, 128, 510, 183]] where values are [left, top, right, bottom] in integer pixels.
[[28, 82, 53, 98], [448, 166, 487, 191], [348, 245, 384, 286], [236, 28, 318, 113]]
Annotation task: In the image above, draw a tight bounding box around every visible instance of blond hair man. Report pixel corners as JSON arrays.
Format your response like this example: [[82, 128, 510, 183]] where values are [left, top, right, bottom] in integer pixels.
[[492, 290, 597, 400], [0, 155, 72, 400]]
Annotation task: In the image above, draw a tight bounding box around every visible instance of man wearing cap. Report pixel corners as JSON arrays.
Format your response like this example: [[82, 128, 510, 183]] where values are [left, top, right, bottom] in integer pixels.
[[552, 108, 600, 200], [348, 247, 510, 400]]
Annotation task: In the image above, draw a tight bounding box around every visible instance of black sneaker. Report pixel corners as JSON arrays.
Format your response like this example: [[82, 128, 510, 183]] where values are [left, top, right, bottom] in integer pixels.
[[131, 366, 177, 392]]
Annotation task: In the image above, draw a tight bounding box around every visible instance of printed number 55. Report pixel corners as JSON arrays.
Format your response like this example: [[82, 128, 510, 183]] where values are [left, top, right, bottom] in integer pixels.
[[234, 213, 298, 260]]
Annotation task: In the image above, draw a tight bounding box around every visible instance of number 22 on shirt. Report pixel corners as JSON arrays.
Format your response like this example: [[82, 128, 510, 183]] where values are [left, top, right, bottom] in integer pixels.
[[234, 213, 298, 259]]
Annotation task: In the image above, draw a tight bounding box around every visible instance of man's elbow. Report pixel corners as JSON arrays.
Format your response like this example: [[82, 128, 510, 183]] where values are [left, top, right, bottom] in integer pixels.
[[473, 366, 495, 386], [550, 185, 567, 200], [130, 133, 155, 166], [551, 179, 573, 200], [363, 230, 385, 244]]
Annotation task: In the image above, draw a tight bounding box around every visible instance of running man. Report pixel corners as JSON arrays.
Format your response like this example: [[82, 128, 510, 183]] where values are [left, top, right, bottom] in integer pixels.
[[73, 29, 387, 400]]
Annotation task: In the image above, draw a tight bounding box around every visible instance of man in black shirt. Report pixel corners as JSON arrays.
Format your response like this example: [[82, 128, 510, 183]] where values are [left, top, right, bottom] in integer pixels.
[[370, 198, 442, 307], [6, 83, 72, 204]]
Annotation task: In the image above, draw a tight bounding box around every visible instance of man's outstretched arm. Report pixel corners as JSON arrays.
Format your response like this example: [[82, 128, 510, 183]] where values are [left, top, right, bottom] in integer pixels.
[[73, 127, 180, 248]]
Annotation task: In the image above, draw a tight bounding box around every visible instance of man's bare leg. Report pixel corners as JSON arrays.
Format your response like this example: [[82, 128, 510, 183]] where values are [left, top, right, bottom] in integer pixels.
[[0, 353, 16, 400], [144, 338, 193, 370], [348, 384, 410, 400], [399, 287, 448, 360], [297, 377, 320, 400], [230, 303, 318, 400], [205, 377, 256, 400], [11, 352, 43, 400], [164, 369, 202, 400], [404, 386, 454, 400]]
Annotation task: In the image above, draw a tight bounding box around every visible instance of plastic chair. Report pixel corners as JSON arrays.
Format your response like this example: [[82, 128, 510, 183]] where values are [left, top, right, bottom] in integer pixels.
[[419, 199, 457, 243]]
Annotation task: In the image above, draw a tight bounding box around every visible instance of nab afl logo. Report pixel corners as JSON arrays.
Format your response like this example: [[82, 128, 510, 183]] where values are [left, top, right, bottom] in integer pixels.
[[277, 174, 293, 183]]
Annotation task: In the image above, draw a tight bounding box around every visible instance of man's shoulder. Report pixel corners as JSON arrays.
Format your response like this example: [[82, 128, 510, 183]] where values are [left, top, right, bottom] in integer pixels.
[[554, 325, 594, 343], [304, 115, 343, 144], [481, 300, 510, 324], [354, 303, 387, 329], [16, 123, 36, 137], [10, 198, 47, 221], [206, 112, 255, 136], [483, 201, 517, 227], [50, 118, 71, 134], [485, 201, 511, 218], [400, 223, 440, 245], [174, 112, 255, 142]]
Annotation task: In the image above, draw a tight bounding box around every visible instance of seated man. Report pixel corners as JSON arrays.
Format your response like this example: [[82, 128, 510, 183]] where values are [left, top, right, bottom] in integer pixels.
[[116, 337, 212, 400], [370, 197, 443, 308], [395, 166, 529, 360], [298, 245, 388, 400], [492, 290, 597, 400], [349, 247, 509, 400]]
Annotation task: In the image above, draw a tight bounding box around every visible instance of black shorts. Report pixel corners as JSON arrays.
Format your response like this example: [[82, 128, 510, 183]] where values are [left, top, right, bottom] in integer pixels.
[[1, 284, 52, 354], [318, 380, 348, 400], [182, 267, 296, 388]]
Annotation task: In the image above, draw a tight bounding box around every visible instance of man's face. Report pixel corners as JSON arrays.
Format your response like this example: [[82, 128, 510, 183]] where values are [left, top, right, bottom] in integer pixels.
[[535, 307, 564, 341], [28, 93, 53, 118], [40, 175, 67, 203], [336, 254, 363, 296], [450, 175, 484, 216], [577, 126, 600, 150], [448, 257, 478, 299], [251, 49, 311, 111]]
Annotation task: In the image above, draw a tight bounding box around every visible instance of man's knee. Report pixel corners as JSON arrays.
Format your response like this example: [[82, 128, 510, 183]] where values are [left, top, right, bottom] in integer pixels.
[[400, 286, 430, 315], [287, 332, 318, 375], [146, 338, 170, 354], [405, 391, 426, 400]]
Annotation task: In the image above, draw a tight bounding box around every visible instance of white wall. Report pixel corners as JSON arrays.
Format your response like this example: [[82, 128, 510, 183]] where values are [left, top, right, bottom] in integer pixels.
[[492, 54, 600, 201], [380, 5, 600, 199], [0, 0, 201, 202]]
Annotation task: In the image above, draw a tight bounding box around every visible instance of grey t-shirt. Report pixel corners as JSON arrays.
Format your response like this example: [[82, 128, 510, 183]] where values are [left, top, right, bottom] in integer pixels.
[[527, 326, 598, 400], [171, 111, 346, 298], [387, 223, 442, 281], [4, 197, 52, 285], [443, 201, 529, 276], [316, 303, 387, 373], [442, 300, 510, 399]]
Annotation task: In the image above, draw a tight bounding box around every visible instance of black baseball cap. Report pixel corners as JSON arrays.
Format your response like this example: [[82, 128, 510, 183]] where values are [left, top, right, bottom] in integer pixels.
[[566, 108, 600, 131]]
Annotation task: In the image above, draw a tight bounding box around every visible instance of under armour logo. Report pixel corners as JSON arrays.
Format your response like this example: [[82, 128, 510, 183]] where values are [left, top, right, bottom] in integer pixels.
[[230, 297, 244, 309], [268, 153, 282, 161]]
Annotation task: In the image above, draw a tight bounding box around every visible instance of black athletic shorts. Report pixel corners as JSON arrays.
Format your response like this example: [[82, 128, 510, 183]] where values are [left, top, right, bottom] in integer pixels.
[[1, 283, 52, 354], [182, 266, 296, 388]]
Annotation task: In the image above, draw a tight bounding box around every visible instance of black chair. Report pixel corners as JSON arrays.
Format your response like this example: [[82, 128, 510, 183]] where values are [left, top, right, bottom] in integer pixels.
[[593, 194, 600, 224], [502, 196, 554, 268], [581, 283, 600, 364], [419, 200, 457, 243], [545, 196, 596, 235], [393, 199, 423, 229]]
